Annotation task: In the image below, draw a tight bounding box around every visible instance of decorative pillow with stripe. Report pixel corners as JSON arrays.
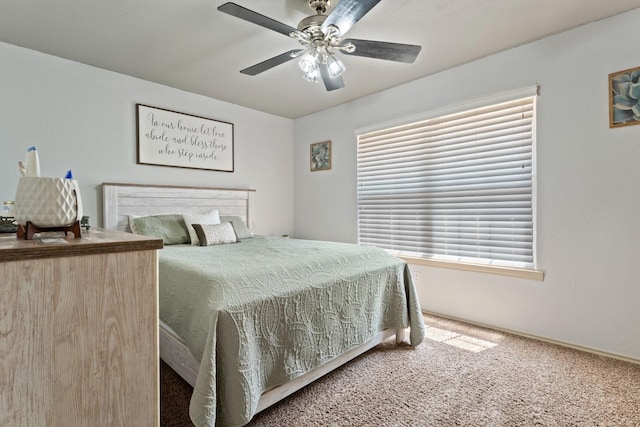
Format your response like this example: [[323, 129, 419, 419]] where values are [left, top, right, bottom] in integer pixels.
[[191, 222, 238, 246]]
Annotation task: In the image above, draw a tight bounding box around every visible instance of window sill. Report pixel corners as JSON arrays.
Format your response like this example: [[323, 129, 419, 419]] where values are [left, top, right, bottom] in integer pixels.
[[398, 255, 544, 281]]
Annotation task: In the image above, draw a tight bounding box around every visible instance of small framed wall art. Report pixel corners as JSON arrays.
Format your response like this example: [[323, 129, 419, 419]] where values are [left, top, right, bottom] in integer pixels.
[[609, 66, 640, 128], [310, 140, 332, 172], [136, 104, 234, 172]]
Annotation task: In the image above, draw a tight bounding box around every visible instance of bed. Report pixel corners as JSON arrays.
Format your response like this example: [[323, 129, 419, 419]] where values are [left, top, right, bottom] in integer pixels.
[[102, 182, 425, 426]]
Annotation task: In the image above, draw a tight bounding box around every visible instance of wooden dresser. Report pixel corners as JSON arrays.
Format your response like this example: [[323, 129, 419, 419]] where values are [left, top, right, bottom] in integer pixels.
[[0, 229, 163, 426]]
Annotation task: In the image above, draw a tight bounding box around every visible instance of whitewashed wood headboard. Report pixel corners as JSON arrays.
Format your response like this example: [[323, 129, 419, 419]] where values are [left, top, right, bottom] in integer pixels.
[[102, 182, 256, 232]]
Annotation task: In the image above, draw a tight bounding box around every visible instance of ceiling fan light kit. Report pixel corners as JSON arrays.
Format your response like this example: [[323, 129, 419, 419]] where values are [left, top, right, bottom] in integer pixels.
[[218, 0, 421, 91]]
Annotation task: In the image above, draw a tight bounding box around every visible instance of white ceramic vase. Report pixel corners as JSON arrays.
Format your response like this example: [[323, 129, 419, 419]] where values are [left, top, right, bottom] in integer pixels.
[[14, 177, 83, 228]]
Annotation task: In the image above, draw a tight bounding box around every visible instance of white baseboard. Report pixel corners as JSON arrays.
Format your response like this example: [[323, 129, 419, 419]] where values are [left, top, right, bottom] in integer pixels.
[[423, 310, 640, 365]]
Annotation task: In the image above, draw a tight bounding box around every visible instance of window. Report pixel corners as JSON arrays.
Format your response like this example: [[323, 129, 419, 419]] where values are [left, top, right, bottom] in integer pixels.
[[357, 89, 537, 271]]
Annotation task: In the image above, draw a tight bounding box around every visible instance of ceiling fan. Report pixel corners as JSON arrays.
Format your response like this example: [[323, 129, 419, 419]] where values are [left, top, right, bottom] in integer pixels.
[[218, 0, 422, 91]]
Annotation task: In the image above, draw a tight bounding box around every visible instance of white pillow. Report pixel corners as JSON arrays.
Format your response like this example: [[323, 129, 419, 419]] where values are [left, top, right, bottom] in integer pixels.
[[183, 210, 221, 245]]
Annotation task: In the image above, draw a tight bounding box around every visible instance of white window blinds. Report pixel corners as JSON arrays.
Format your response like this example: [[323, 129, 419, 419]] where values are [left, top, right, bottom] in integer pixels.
[[357, 94, 536, 269]]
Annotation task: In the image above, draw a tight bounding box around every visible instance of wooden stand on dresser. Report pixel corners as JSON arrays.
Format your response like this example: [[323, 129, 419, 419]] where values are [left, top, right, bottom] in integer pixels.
[[0, 229, 163, 427]]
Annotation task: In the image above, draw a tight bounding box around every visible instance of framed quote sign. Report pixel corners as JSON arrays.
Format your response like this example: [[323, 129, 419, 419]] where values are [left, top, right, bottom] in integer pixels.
[[136, 104, 234, 172]]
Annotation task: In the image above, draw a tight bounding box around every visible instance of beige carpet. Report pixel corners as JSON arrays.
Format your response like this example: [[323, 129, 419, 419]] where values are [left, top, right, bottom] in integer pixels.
[[161, 314, 640, 426]]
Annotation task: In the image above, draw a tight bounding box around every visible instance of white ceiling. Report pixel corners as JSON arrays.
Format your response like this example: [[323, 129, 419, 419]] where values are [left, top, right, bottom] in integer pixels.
[[2, 0, 640, 119]]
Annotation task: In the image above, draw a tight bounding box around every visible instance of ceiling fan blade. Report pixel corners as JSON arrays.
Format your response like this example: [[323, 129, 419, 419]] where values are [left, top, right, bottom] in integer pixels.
[[342, 39, 422, 63], [218, 2, 297, 37], [321, 0, 381, 37], [240, 50, 303, 75], [319, 63, 345, 91]]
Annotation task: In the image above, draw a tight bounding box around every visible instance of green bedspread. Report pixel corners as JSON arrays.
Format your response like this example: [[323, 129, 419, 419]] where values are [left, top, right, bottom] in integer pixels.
[[159, 237, 425, 427]]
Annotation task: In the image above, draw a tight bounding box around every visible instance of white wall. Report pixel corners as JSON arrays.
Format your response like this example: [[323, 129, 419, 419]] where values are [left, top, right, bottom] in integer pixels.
[[293, 9, 640, 361], [0, 42, 294, 237]]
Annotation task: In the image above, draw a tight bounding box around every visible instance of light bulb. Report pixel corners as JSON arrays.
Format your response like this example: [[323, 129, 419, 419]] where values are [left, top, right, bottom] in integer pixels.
[[303, 67, 320, 83], [326, 54, 345, 78], [298, 50, 317, 73]]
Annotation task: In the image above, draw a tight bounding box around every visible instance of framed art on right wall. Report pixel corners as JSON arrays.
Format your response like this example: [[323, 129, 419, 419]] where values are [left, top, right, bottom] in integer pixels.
[[310, 140, 331, 172], [609, 66, 640, 128]]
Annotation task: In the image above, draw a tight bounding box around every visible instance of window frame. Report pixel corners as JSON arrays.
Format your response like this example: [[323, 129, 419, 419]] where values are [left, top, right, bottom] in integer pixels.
[[355, 86, 543, 280]]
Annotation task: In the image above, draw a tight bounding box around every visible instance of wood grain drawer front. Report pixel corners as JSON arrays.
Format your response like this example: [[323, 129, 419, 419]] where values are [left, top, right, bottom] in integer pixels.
[[0, 250, 159, 427]]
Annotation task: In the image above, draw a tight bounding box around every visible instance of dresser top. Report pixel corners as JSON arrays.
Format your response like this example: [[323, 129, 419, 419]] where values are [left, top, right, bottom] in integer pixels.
[[0, 229, 163, 262]]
